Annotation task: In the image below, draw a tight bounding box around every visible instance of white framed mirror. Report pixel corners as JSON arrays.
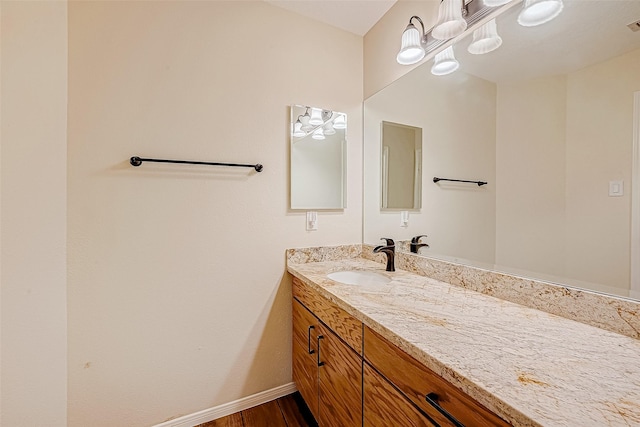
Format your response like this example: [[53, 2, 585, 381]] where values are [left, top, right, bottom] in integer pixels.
[[381, 121, 422, 210], [290, 105, 347, 210]]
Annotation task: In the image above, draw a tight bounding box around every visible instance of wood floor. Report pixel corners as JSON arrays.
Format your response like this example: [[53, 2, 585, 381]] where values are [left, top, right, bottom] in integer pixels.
[[196, 392, 318, 427]]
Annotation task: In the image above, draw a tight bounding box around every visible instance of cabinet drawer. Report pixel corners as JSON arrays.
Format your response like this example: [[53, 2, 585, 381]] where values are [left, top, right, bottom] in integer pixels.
[[364, 363, 436, 426], [293, 277, 362, 354], [364, 326, 511, 427]]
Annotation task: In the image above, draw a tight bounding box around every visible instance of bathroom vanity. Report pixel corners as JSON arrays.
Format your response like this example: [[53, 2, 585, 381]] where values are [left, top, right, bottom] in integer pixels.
[[287, 246, 640, 426]]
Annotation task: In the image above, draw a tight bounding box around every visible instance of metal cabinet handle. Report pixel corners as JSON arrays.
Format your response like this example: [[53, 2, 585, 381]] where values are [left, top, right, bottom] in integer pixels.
[[317, 335, 325, 367], [307, 325, 315, 354], [425, 393, 465, 427]]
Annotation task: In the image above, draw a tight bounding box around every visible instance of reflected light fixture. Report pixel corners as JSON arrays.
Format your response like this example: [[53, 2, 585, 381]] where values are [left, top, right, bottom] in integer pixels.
[[397, 16, 427, 65], [292, 107, 345, 140], [518, 0, 564, 27], [482, 0, 511, 6], [323, 123, 336, 136], [309, 108, 324, 125], [293, 119, 305, 138], [312, 128, 325, 140], [431, 46, 460, 75], [468, 18, 502, 54], [396, 0, 564, 76], [432, 0, 468, 40], [333, 114, 346, 129]]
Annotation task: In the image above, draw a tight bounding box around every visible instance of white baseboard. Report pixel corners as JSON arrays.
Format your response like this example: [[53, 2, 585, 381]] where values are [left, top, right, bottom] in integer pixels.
[[152, 382, 298, 427]]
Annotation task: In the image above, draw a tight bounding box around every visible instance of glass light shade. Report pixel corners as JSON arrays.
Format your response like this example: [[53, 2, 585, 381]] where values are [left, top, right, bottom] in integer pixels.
[[396, 24, 426, 65], [312, 128, 325, 140], [323, 123, 336, 135], [309, 108, 324, 125], [483, 0, 511, 6], [468, 19, 502, 55], [293, 121, 305, 137], [431, 46, 460, 76], [432, 0, 468, 40], [300, 111, 312, 131], [333, 114, 346, 129], [518, 0, 563, 27]]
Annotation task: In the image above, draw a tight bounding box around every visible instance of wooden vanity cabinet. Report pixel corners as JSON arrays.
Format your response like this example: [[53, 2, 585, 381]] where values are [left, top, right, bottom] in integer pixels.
[[292, 278, 363, 426], [364, 326, 511, 427]]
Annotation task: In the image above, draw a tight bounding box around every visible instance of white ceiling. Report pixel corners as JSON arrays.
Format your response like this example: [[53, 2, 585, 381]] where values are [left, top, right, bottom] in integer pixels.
[[264, 0, 397, 36]]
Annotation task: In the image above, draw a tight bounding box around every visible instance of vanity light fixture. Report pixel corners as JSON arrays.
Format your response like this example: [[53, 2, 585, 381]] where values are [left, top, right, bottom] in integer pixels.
[[517, 0, 564, 27], [323, 123, 336, 136], [292, 107, 346, 140], [482, 0, 512, 6], [468, 18, 502, 54], [432, 0, 468, 40], [333, 114, 346, 129], [312, 128, 325, 140], [293, 119, 305, 138], [309, 108, 324, 126], [431, 46, 460, 75], [397, 16, 427, 65], [396, 0, 564, 75]]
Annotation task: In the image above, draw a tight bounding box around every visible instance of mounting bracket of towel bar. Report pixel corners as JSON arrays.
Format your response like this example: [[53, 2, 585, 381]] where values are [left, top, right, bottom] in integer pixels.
[[433, 177, 487, 186], [130, 156, 263, 172]]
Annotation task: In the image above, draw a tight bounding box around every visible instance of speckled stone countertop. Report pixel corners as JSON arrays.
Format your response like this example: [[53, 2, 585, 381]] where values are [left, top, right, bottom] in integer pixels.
[[287, 257, 640, 427]]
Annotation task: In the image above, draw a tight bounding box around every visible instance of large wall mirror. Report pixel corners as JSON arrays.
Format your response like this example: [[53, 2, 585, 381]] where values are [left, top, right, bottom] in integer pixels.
[[364, 0, 640, 300], [291, 104, 347, 209]]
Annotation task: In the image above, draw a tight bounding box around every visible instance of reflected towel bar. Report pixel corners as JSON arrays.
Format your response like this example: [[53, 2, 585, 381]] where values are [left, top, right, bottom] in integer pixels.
[[433, 177, 487, 186], [130, 156, 263, 172]]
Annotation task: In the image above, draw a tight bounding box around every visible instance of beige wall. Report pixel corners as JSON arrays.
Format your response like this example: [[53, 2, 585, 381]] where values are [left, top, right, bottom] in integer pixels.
[[67, 2, 362, 426], [365, 68, 497, 264], [495, 76, 567, 277], [564, 48, 639, 293], [1, 1, 68, 425]]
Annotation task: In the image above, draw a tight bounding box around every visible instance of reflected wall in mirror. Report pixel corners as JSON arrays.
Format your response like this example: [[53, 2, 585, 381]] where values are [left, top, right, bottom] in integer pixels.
[[290, 105, 347, 209], [364, 1, 640, 300], [381, 121, 422, 210]]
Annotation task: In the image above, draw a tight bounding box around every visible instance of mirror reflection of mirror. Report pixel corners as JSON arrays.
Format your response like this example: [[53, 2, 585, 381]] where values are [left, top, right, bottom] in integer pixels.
[[290, 104, 347, 210], [381, 121, 422, 210], [365, 1, 640, 300]]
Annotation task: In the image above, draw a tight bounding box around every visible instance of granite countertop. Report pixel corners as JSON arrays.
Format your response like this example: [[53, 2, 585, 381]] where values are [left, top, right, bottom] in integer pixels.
[[287, 257, 640, 427]]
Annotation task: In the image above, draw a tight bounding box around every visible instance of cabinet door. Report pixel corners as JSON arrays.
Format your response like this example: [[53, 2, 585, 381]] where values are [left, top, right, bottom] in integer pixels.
[[317, 323, 362, 427], [293, 299, 319, 418], [364, 363, 436, 427]]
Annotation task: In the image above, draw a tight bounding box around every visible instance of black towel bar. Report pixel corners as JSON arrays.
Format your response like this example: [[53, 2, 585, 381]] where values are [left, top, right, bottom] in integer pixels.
[[433, 177, 487, 186], [130, 156, 263, 172]]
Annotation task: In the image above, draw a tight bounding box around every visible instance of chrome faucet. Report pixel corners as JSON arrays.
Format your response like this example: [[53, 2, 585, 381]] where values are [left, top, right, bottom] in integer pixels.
[[410, 235, 429, 253], [373, 238, 395, 272]]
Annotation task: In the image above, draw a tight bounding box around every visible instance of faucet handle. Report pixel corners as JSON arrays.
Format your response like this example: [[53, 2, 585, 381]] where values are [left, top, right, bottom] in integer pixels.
[[380, 238, 395, 247], [411, 235, 428, 243]]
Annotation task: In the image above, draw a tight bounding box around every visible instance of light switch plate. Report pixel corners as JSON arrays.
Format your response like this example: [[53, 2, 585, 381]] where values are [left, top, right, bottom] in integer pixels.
[[400, 211, 409, 227], [609, 181, 623, 197], [306, 211, 318, 231]]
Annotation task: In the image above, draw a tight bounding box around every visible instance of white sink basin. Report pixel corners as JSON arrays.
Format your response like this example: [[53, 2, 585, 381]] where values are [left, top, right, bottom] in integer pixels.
[[327, 270, 391, 286]]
